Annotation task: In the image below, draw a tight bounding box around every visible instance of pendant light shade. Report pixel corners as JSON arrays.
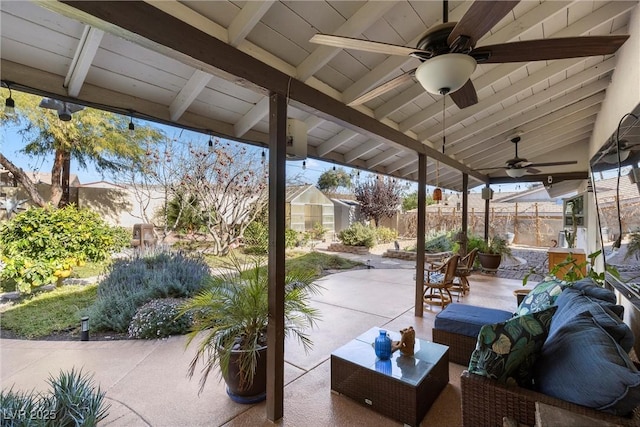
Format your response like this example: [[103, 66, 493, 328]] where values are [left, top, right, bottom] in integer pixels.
[[433, 187, 443, 202], [603, 149, 630, 164], [415, 54, 477, 95]]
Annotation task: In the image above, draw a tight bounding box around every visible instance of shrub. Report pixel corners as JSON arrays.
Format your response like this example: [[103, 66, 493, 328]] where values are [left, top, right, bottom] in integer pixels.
[[338, 222, 377, 248], [309, 222, 328, 240], [0, 368, 109, 427], [0, 205, 129, 294], [375, 226, 398, 244], [128, 298, 192, 339], [424, 232, 452, 253], [243, 222, 298, 254], [89, 247, 210, 333], [285, 228, 298, 249]]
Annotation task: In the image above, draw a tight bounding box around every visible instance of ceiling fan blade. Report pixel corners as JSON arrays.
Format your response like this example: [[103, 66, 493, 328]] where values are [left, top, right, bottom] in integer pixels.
[[472, 35, 629, 63], [447, 1, 519, 50], [526, 168, 541, 174], [506, 157, 529, 166], [348, 69, 416, 106], [449, 79, 478, 109], [526, 161, 578, 168], [473, 166, 506, 172], [310, 34, 425, 57]]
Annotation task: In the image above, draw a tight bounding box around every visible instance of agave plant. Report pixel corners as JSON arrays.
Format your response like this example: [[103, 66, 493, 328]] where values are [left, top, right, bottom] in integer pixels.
[[179, 255, 322, 396]]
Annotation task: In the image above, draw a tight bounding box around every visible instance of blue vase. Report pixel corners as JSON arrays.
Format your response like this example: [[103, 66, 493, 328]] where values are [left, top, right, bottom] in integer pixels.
[[374, 329, 392, 360]]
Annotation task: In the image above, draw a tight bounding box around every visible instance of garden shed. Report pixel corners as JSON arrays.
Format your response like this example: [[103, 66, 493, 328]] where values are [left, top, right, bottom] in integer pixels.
[[332, 198, 362, 233], [286, 185, 334, 234]]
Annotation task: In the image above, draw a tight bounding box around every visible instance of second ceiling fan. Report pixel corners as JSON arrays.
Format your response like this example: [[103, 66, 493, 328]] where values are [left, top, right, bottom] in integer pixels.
[[474, 136, 577, 178], [310, 0, 629, 109]]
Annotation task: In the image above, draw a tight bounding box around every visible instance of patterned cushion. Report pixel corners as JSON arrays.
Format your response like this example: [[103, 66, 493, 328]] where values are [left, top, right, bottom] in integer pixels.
[[469, 305, 557, 387], [536, 311, 640, 416], [516, 277, 566, 316]]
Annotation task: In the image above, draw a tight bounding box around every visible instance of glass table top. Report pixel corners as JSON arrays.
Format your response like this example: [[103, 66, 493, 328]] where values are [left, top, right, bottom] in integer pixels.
[[331, 327, 448, 386]]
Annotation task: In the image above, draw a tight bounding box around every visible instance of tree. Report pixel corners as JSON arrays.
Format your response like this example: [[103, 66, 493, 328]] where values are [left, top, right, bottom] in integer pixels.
[[401, 190, 435, 211], [0, 89, 164, 207], [119, 137, 268, 255], [354, 176, 405, 227], [317, 167, 352, 193]]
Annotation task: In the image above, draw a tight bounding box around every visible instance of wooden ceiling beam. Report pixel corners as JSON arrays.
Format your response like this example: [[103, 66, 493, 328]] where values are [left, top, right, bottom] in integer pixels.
[[64, 25, 104, 97], [228, 1, 275, 47]]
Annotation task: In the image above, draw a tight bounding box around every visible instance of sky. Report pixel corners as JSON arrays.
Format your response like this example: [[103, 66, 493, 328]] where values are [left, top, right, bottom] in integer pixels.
[[1, 117, 332, 186], [0, 107, 523, 195]]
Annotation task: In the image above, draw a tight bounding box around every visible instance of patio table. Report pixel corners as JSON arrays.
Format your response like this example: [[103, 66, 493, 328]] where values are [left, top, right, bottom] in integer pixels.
[[331, 327, 449, 426]]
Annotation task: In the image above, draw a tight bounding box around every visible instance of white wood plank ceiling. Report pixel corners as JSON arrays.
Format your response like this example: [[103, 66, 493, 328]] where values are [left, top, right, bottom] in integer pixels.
[[1, 0, 638, 191]]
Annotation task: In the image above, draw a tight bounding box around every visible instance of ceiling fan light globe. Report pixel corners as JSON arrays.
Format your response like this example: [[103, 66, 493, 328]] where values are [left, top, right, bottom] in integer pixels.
[[415, 53, 477, 95], [506, 168, 527, 178]]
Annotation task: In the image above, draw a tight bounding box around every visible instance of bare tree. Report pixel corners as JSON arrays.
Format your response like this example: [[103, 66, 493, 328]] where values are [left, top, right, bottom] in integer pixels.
[[354, 176, 405, 227], [117, 137, 268, 255]]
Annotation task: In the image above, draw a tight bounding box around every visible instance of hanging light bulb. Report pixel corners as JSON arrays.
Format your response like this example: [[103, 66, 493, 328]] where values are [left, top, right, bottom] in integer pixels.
[[261, 150, 266, 164], [333, 165, 336, 171], [302, 160, 306, 170], [128, 112, 135, 133], [4, 83, 15, 117]]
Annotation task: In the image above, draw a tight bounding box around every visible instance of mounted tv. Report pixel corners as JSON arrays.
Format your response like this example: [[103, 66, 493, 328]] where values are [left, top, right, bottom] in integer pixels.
[[590, 104, 640, 291]]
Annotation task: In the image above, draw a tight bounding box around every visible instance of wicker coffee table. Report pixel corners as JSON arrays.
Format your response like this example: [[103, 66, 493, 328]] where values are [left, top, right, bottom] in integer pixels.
[[331, 327, 449, 426]]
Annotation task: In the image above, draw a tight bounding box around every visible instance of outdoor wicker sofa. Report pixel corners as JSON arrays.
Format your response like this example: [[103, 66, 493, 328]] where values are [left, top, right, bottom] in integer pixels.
[[461, 370, 640, 426], [443, 277, 640, 426]]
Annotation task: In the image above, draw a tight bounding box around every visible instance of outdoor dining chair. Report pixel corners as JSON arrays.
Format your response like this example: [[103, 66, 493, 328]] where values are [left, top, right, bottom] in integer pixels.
[[451, 248, 479, 301], [423, 254, 459, 310]]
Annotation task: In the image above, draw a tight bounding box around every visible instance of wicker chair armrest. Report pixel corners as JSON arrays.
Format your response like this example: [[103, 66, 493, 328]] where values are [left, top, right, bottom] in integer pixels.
[[461, 370, 640, 427]]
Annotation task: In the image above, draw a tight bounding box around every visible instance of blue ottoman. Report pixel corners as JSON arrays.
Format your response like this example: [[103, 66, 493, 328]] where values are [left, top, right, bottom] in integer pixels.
[[432, 303, 513, 365]]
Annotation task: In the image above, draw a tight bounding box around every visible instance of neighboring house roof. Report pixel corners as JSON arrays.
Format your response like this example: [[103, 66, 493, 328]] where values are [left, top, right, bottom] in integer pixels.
[[416, 192, 563, 215], [81, 180, 126, 189], [1, 170, 81, 187]]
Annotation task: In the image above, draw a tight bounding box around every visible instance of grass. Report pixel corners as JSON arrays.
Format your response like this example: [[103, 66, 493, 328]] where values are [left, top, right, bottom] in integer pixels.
[[72, 260, 110, 278], [1, 285, 97, 339], [285, 251, 362, 276], [0, 251, 360, 339]]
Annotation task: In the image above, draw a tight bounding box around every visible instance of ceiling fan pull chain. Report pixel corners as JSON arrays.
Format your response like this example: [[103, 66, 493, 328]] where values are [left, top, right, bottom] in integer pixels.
[[442, 94, 446, 154]]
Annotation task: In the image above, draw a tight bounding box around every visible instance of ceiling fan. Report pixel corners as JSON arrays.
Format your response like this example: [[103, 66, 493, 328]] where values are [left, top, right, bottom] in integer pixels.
[[309, 0, 629, 109], [474, 136, 578, 178]]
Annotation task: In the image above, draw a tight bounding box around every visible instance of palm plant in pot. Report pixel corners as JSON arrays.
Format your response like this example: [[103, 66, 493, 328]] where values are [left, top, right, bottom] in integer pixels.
[[179, 255, 321, 403], [478, 235, 512, 272]]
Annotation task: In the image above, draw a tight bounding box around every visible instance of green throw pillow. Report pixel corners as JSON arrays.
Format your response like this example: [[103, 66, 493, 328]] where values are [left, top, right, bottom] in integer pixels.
[[469, 305, 557, 387], [516, 277, 566, 316]]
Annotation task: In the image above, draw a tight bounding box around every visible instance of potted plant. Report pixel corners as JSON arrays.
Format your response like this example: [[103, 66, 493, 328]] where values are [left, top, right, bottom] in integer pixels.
[[478, 236, 512, 272], [179, 255, 321, 403]]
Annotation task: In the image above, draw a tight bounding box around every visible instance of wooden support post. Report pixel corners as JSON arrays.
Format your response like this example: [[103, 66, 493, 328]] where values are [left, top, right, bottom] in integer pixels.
[[415, 154, 426, 317], [461, 173, 469, 254], [267, 92, 286, 422]]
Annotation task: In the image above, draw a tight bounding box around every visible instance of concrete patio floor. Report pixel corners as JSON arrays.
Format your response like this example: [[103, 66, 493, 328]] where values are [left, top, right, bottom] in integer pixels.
[[0, 260, 525, 426]]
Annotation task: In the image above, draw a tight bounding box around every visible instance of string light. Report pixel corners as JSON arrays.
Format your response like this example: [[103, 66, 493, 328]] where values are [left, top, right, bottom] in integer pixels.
[[302, 160, 306, 170], [128, 111, 135, 132], [261, 149, 266, 164], [4, 82, 15, 117]]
